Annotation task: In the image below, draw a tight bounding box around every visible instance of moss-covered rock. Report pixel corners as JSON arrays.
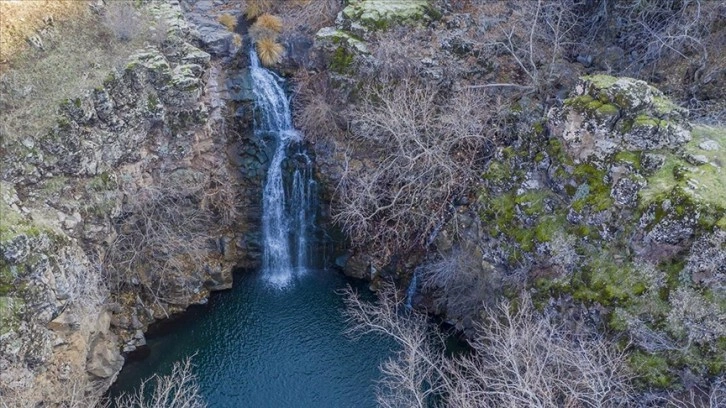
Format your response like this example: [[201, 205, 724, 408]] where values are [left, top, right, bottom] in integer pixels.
[[341, 0, 434, 33], [551, 75, 691, 164]]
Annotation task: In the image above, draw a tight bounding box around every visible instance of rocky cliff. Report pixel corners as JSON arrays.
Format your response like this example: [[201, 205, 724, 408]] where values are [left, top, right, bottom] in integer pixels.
[[0, 0, 265, 403], [288, 0, 725, 394]]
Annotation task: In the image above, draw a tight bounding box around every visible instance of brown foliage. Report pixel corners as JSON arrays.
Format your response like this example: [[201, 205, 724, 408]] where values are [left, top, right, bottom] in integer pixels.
[[218, 13, 237, 32], [255, 37, 284, 67], [244, 0, 272, 20]]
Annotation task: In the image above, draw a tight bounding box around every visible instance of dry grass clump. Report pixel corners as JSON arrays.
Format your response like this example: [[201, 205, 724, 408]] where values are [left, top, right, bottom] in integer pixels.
[[232, 33, 243, 48], [248, 13, 284, 41], [244, 0, 272, 20], [256, 13, 284, 33], [218, 13, 237, 32], [247, 12, 285, 67], [0, 0, 86, 65], [256, 37, 285, 67]]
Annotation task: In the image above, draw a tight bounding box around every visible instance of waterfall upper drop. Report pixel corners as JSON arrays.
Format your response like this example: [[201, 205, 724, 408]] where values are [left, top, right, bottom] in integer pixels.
[[250, 50, 316, 287]]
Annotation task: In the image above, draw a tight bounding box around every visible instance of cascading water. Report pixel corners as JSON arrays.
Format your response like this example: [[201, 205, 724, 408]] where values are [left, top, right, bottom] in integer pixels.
[[405, 267, 420, 310], [250, 50, 316, 287]]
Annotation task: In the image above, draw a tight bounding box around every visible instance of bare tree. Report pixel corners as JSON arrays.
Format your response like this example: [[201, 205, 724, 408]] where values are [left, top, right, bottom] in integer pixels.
[[104, 182, 215, 313], [343, 283, 450, 407], [333, 79, 498, 264], [419, 246, 499, 317], [103, 1, 142, 42], [114, 358, 206, 408], [343, 285, 635, 407]]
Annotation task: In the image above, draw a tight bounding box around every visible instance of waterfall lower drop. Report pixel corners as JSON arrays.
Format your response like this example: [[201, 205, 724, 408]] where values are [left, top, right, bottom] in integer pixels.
[[405, 267, 420, 310], [250, 50, 316, 287]]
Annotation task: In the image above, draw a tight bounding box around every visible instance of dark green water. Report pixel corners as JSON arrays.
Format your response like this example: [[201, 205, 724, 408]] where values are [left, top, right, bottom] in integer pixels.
[[109, 269, 393, 407]]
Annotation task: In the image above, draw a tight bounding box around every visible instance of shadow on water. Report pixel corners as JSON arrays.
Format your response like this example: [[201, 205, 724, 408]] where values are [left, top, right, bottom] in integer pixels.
[[108, 268, 394, 408]]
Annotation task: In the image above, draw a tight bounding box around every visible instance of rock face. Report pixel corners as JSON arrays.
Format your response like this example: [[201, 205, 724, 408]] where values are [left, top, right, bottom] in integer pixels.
[[549, 75, 691, 163], [340, 0, 434, 35], [1, 0, 261, 403], [303, 3, 725, 389]]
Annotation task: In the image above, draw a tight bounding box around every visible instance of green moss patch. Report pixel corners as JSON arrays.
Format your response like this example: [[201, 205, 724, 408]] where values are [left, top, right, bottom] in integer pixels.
[[640, 125, 725, 215], [630, 351, 674, 388], [571, 164, 613, 212]]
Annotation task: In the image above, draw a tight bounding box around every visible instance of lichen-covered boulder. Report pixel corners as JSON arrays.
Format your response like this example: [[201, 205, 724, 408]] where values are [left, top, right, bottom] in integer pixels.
[[338, 0, 436, 36], [549, 75, 691, 164]]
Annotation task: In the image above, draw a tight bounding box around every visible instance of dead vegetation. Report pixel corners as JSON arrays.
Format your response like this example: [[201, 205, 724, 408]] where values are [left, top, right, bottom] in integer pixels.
[[113, 358, 206, 408], [343, 284, 636, 408], [331, 78, 502, 263], [0, 1, 154, 145], [281, 0, 342, 33], [0, 357, 205, 408], [103, 181, 214, 310]]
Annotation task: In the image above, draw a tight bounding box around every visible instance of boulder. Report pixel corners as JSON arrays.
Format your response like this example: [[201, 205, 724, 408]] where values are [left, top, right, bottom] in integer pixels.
[[549, 75, 691, 164], [86, 332, 124, 379]]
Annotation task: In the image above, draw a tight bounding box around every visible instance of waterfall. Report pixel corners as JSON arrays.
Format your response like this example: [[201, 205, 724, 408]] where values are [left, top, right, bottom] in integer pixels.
[[250, 50, 316, 287], [405, 267, 420, 310]]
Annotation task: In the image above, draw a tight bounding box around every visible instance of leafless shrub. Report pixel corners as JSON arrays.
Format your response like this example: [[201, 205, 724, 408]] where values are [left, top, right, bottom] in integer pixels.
[[0, 363, 105, 408], [333, 79, 499, 263], [103, 1, 142, 42], [419, 246, 497, 316], [343, 282, 450, 407], [447, 295, 635, 408], [292, 71, 344, 142], [607, 0, 713, 77], [343, 284, 636, 408], [664, 377, 726, 408], [104, 182, 214, 311], [281, 0, 342, 33], [473, 0, 581, 92], [201, 169, 239, 228], [368, 28, 421, 83], [114, 358, 206, 408]]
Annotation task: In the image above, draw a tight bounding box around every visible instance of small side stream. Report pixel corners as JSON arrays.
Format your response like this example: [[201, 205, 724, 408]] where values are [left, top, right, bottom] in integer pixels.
[[109, 269, 393, 407]]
